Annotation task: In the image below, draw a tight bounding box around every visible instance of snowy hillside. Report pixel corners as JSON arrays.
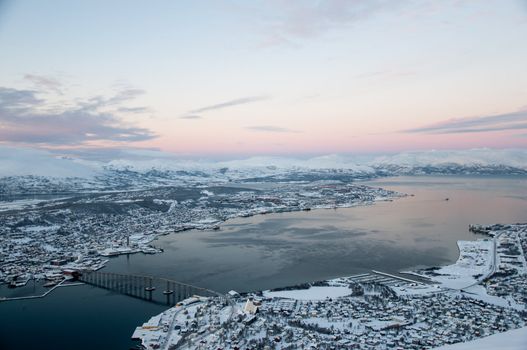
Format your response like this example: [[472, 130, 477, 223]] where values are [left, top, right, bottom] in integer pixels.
[[371, 149, 527, 175], [433, 326, 527, 350], [103, 149, 527, 174], [0, 147, 526, 194], [372, 149, 527, 168]]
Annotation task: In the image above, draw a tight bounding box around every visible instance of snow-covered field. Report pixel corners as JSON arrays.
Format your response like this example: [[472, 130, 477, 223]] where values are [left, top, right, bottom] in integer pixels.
[[411, 239, 493, 289], [433, 240, 493, 289], [434, 326, 527, 350], [263, 286, 352, 300]]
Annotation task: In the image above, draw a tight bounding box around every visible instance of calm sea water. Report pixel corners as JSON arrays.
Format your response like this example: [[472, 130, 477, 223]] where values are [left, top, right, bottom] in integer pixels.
[[1, 176, 526, 350]]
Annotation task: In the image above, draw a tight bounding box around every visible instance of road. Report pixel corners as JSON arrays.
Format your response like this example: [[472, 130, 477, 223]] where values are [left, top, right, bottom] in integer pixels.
[[462, 231, 502, 290]]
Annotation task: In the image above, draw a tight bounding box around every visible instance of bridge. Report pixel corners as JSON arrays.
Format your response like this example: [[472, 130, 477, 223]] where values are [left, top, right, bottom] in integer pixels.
[[78, 271, 226, 306]]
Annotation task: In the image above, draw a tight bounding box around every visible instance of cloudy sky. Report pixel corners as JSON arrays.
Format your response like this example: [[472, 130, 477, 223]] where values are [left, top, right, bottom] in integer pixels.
[[0, 0, 526, 156]]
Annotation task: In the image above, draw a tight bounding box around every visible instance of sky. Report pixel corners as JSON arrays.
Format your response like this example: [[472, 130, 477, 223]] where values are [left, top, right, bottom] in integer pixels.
[[0, 0, 526, 157]]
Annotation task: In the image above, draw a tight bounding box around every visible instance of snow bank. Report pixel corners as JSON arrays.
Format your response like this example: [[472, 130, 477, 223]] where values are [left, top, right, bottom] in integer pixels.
[[433, 326, 527, 350], [263, 286, 351, 300]]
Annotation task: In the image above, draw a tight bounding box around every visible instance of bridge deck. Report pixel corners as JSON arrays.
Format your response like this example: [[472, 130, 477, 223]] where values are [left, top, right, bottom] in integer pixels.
[[79, 271, 225, 306]]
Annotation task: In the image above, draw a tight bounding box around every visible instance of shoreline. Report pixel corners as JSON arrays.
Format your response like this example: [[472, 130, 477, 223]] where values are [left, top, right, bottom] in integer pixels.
[[132, 223, 527, 349], [0, 186, 405, 298]]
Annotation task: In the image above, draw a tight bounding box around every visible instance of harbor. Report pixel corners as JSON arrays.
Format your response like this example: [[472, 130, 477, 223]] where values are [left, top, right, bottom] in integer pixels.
[[1, 176, 526, 349], [132, 224, 527, 349], [0, 279, 83, 302]]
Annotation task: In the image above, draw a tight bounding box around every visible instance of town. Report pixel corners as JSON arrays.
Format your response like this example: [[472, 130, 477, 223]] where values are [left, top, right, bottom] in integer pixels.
[[132, 224, 527, 349], [0, 182, 401, 289]]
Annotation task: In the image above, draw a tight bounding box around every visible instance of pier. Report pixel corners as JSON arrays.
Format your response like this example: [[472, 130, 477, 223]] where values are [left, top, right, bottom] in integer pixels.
[[0, 279, 82, 302], [371, 270, 422, 284]]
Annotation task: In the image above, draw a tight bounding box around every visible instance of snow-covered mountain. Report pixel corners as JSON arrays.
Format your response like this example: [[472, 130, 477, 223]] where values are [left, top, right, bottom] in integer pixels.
[[0, 147, 525, 195], [370, 149, 527, 175], [98, 149, 527, 178]]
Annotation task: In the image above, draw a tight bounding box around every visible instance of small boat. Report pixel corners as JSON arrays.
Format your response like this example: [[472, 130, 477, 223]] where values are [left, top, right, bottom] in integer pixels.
[[145, 286, 156, 292], [163, 290, 174, 295]]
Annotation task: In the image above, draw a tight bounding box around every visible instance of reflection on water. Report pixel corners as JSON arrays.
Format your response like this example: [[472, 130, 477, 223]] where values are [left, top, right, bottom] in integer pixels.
[[105, 175, 527, 293], [1, 176, 526, 350], [0, 284, 166, 350]]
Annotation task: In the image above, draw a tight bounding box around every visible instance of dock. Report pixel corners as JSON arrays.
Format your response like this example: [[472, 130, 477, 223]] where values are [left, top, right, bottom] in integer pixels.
[[0, 280, 83, 302], [371, 270, 422, 284]]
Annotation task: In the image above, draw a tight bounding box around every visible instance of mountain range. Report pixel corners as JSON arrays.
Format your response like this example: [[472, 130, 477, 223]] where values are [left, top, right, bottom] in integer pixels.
[[1, 147, 526, 195]]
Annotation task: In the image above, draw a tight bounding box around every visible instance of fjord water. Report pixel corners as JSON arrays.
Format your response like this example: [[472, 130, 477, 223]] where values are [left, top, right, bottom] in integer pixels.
[[105, 175, 527, 292], [1, 176, 526, 350]]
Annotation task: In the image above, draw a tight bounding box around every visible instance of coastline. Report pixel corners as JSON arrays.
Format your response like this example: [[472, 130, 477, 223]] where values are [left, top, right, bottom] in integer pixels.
[[2, 176, 527, 350], [132, 223, 527, 349], [0, 184, 404, 298]]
